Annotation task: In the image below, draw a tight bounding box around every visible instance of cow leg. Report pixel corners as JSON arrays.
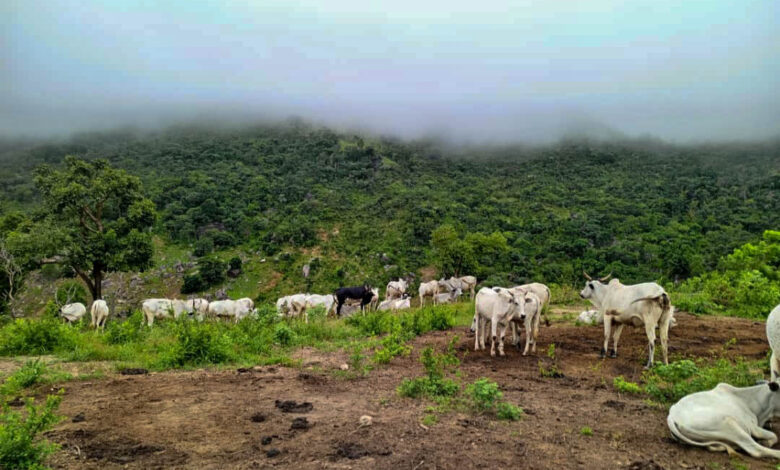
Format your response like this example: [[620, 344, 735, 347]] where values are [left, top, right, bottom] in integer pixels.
[[531, 310, 540, 353], [490, 317, 498, 357], [659, 318, 670, 365], [750, 426, 778, 447], [601, 313, 612, 358], [474, 314, 481, 351], [610, 324, 624, 358], [644, 321, 657, 369], [498, 321, 507, 357], [522, 317, 532, 356], [719, 418, 780, 459], [511, 322, 519, 347]]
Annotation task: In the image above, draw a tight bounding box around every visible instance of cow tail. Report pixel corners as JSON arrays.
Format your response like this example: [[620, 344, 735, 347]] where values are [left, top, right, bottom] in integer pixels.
[[667, 415, 738, 454]]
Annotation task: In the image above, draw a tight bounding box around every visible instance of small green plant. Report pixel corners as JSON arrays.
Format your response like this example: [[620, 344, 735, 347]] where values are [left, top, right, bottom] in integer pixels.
[[0, 392, 63, 470], [398, 347, 459, 399], [496, 402, 523, 421], [643, 358, 763, 403], [273, 322, 295, 346], [1, 360, 47, 399], [613, 376, 642, 394], [546, 343, 556, 360], [421, 414, 438, 427], [580, 426, 593, 436], [348, 345, 372, 377], [465, 378, 523, 421]]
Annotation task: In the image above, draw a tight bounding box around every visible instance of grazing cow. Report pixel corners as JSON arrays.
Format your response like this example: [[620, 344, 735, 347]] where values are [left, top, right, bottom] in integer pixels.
[[186, 298, 209, 321], [209, 300, 252, 323], [510, 292, 542, 355], [142, 298, 176, 327], [334, 285, 374, 316], [766, 304, 780, 381], [276, 296, 291, 316], [237, 297, 255, 311], [90, 300, 109, 331], [473, 287, 525, 357], [668, 381, 780, 459], [418, 280, 440, 307], [434, 287, 462, 305], [449, 275, 477, 298], [580, 272, 673, 368], [385, 279, 408, 300], [60, 302, 87, 323], [305, 294, 336, 316]]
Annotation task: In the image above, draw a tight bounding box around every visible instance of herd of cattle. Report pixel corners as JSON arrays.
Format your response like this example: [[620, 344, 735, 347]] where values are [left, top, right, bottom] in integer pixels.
[[53, 273, 780, 460]]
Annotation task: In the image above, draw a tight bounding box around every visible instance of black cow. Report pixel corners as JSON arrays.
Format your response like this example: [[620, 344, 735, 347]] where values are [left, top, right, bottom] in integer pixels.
[[334, 285, 374, 316]]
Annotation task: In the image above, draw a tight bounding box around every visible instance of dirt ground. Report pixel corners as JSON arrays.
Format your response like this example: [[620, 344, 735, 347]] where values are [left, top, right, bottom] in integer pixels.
[[37, 311, 778, 469]]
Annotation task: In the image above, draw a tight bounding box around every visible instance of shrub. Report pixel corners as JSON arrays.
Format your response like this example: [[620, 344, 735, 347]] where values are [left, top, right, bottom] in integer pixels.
[[580, 426, 593, 436], [229, 257, 242, 271], [273, 323, 295, 346], [0, 392, 63, 470], [181, 273, 207, 294], [104, 311, 146, 345], [0, 360, 47, 398], [642, 358, 763, 403], [193, 236, 214, 257], [613, 376, 642, 394], [496, 402, 523, 421], [372, 323, 413, 364], [162, 320, 233, 368], [465, 378, 523, 420], [0, 318, 76, 356], [198, 257, 226, 286], [398, 346, 460, 399]]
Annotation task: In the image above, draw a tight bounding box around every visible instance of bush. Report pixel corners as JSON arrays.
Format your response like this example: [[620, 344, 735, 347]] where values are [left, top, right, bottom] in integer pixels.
[[0, 392, 63, 470], [0, 318, 76, 356], [162, 320, 233, 368], [198, 257, 226, 286], [181, 273, 207, 294], [193, 236, 214, 257], [398, 346, 459, 399], [465, 378, 523, 420], [104, 311, 146, 345], [372, 323, 413, 364], [229, 257, 242, 271], [0, 360, 47, 398], [273, 323, 295, 346], [613, 376, 642, 394], [642, 358, 763, 403]]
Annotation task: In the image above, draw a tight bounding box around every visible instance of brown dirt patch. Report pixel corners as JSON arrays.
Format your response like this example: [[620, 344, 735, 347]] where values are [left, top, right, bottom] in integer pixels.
[[46, 312, 776, 469]]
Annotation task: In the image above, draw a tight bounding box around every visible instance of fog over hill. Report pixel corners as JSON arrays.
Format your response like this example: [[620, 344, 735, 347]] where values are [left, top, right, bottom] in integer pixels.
[[2, 1, 779, 143]]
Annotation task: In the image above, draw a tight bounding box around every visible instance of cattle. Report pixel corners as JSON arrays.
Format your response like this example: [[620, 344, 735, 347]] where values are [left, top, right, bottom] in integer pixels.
[[237, 297, 255, 311], [449, 275, 477, 298], [276, 296, 291, 316], [394, 296, 411, 311], [385, 279, 408, 300], [580, 272, 673, 368], [142, 298, 176, 327], [434, 287, 462, 305], [209, 300, 252, 323], [766, 304, 780, 381], [510, 291, 542, 355], [473, 287, 525, 357], [305, 294, 336, 316], [60, 302, 87, 323], [280, 294, 309, 322], [90, 300, 109, 331], [418, 280, 440, 307], [334, 285, 374, 316], [378, 294, 412, 312], [186, 298, 209, 321], [668, 381, 780, 459]]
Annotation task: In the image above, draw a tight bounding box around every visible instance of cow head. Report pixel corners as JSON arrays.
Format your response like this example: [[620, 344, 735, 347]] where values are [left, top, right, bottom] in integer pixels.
[[580, 271, 612, 303]]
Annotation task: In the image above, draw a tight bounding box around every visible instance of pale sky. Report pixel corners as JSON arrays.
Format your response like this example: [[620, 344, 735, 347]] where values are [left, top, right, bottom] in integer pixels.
[[2, 0, 778, 142]]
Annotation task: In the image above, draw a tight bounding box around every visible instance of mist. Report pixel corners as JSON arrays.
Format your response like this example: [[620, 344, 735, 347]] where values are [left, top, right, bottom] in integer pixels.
[[2, 1, 779, 143]]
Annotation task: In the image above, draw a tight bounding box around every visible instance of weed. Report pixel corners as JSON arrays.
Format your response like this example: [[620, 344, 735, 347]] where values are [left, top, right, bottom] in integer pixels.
[[0, 391, 63, 470], [464, 378, 523, 420], [580, 426, 593, 436], [421, 414, 438, 427], [613, 376, 642, 394]]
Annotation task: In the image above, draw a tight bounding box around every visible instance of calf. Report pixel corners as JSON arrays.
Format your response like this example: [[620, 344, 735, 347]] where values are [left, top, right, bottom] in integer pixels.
[[510, 291, 541, 355], [473, 287, 525, 357], [668, 381, 780, 459]]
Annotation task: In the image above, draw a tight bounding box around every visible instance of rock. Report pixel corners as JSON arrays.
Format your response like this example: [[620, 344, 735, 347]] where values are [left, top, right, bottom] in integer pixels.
[[359, 415, 373, 427], [261, 436, 272, 445], [266, 448, 280, 458], [174, 261, 185, 273], [250, 413, 266, 423], [72, 412, 86, 423], [291, 417, 311, 430], [339, 364, 349, 371], [227, 268, 241, 278]]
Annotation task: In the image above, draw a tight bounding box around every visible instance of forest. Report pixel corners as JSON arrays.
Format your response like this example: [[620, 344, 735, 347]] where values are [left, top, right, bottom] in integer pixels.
[[0, 121, 778, 317]]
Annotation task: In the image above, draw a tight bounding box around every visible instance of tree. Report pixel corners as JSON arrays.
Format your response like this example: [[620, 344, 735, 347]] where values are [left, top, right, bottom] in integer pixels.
[[0, 240, 22, 316], [33, 156, 156, 301]]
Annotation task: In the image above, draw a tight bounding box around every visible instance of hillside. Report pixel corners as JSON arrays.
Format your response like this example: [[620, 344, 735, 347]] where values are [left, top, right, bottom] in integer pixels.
[[0, 123, 778, 313]]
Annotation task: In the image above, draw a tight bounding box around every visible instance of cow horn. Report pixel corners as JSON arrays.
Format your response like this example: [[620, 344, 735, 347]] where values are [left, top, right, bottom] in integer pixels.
[[599, 272, 613, 282], [583, 270, 593, 281]]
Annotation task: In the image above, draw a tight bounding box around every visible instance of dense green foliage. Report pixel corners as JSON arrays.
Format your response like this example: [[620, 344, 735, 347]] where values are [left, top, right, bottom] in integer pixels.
[[0, 124, 777, 308], [0, 393, 62, 470], [675, 230, 780, 317]]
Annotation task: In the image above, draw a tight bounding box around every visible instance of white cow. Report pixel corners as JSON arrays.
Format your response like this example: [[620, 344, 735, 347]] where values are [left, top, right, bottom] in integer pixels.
[[473, 287, 525, 357], [305, 294, 336, 316], [385, 279, 408, 300], [60, 302, 87, 323], [278, 294, 308, 322], [418, 280, 440, 307], [510, 291, 542, 355], [378, 295, 412, 312], [90, 300, 109, 331], [276, 296, 291, 315], [580, 273, 673, 368], [209, 300, 252, 323], [142, 298, 176, 327], [186, 298, 210, 321], [668, 381, 780, 459], [237, 297, 255, 311], [448, 275, 477, 298], [766, 304, 780, 381], [434, 287, 462, 305]]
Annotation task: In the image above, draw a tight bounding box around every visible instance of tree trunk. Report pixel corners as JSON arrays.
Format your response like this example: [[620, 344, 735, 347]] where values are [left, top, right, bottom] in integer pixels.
[[74, 266, 98, 303], [93, 264, 103, 301]]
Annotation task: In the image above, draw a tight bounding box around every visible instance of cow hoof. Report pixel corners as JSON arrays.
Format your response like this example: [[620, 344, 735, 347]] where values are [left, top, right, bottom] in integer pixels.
[[599, 348, 606, 358], [522, 352, 528, 357], [609, 350, 617, 358]]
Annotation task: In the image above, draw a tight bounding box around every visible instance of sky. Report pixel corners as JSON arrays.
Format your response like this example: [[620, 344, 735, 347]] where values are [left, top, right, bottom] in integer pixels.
[[1, 0, 779, 143]]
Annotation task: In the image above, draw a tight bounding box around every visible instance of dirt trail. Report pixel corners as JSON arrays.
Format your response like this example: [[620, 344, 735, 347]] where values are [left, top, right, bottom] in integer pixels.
[[43, 312, 775, 469]]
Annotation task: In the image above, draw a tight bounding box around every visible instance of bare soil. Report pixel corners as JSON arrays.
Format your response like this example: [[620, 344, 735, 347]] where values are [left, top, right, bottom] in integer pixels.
[[42, 312, 776, 469]]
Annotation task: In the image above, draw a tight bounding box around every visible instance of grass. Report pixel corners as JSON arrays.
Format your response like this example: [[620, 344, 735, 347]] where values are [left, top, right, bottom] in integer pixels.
[[579, 426, 593, 436]]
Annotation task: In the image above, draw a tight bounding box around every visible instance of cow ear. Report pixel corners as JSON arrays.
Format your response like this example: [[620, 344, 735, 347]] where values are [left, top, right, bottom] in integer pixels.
[[770, 382, 779, 392]]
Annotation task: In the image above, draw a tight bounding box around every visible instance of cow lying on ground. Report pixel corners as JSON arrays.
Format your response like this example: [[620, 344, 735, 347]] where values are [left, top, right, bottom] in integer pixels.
[[90, 300, 109, 331], [473, 287, 525, 357], [434, 287, 462, 305], [60, 302, 87, 323], [668, 381, 780, 459], [766, 304, 780, 381], [580, 272, 673, 368], [334, 285, 374, 316]]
